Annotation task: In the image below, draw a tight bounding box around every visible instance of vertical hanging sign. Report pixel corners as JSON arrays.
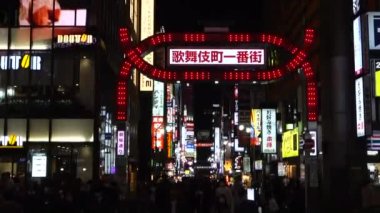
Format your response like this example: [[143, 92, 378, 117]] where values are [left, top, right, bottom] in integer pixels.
[[262, 109, 277, 153], [117, 131, 125, 155], [140, 0, 154, 91]]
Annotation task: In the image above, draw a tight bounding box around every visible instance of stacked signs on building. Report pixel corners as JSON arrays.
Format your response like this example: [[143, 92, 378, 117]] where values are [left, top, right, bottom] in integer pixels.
[[151, 81, 164, 150], [353, 13, 373, 139]]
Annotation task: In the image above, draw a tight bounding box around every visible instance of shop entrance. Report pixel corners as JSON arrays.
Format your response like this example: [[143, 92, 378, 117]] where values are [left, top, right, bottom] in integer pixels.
[[51, 144, 78, 177], [0, 149, 26, 179]]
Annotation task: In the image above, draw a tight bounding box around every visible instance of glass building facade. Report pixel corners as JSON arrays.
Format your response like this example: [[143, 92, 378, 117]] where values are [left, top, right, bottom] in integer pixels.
[[0, 0, 99, 182]]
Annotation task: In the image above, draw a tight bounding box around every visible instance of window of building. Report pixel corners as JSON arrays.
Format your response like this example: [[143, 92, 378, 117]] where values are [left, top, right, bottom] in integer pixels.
[[51, 118, 94, 142], [0, 29, 8, 49], [29, 119, 49, 142]]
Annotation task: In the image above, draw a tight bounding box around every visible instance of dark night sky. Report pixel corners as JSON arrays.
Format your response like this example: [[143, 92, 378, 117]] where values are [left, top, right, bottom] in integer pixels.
[[155, 0, 263, 32], [155, 0, 264, 139]]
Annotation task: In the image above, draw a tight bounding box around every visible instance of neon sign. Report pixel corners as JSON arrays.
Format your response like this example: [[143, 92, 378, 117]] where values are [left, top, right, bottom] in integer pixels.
[[117, 28, 317, 122], [0, 54, 41, 70], [169, 48, 265, 65]]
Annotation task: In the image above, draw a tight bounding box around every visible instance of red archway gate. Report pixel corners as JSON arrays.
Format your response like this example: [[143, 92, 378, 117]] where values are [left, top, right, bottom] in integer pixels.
[[116, 28, 317, 122]]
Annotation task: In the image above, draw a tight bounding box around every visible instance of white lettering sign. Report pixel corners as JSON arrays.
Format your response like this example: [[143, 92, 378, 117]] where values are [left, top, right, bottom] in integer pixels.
[[356, 77, 365, 137], [262, 109, 277, 153], [169, 48, 265, 65], [0, 55, 41, 70]]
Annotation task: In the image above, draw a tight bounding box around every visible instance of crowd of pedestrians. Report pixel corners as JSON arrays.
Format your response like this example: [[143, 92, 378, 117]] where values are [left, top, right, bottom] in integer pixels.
[[0, 171, 306, 213], [127, 174, 305, 213], [0, 172, 125, 213]]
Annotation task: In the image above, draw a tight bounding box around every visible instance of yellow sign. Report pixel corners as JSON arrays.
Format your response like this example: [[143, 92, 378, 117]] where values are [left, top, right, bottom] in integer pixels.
[[376, 71, 380, 97], [8, 134, 17, 145], [140, 73, 153, 91], [281, 128, 299, 158], [224, 160, 232, 172]]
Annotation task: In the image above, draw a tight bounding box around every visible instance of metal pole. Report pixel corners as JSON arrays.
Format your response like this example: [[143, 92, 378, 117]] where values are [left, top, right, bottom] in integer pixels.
[[305, 150, 309, 213]]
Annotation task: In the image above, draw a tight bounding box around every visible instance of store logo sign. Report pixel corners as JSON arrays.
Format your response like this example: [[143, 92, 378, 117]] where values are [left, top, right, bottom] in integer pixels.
[[0, 54, 41, 70], [0, 134, 24, 148], [57, 34, 95, 45]]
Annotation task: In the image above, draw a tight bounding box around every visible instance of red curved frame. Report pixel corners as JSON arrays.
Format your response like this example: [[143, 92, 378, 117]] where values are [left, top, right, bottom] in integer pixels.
[[117, 28, 317, 122]]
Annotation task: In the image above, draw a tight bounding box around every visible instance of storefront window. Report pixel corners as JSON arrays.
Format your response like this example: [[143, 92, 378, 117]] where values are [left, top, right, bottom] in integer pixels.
[[32, 27, 52, 50], [52, 53, 94, 117], [10, 28, 31, 50], [368, 163, 380, 185], [51, 143, 92, 182], [51, 119, 94, 142], [30, 50, 51, 116], [0, 29, 8, 49], [7, 119, 27, 141], [7, 50, 29, 116], [29, 119, 49, 142], [99, 108, 116, 175]]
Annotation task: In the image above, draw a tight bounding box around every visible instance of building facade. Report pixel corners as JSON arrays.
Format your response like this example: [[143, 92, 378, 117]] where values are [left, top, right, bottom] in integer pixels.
[[0, 0, 140, 184]]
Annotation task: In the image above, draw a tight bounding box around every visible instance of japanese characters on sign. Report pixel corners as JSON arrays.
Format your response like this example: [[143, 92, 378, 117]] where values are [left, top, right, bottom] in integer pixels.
[[153, 81, 164, 116], [262, 109, 277, 153], [356, 77, 365, 137], [117, 131, 125, 155], [151, 116, 164, 150], [169, 48, 265, 65], [281, 128, 299, 158]]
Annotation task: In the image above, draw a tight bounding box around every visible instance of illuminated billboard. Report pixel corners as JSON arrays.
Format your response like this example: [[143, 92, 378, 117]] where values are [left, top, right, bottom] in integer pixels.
[[19, 0, 87, 26], [169, 48, 265, 65], [281, 128, 299, 158]]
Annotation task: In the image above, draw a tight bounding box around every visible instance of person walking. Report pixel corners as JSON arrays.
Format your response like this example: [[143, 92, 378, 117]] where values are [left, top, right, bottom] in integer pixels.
[[215, 178, 234, 213]]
